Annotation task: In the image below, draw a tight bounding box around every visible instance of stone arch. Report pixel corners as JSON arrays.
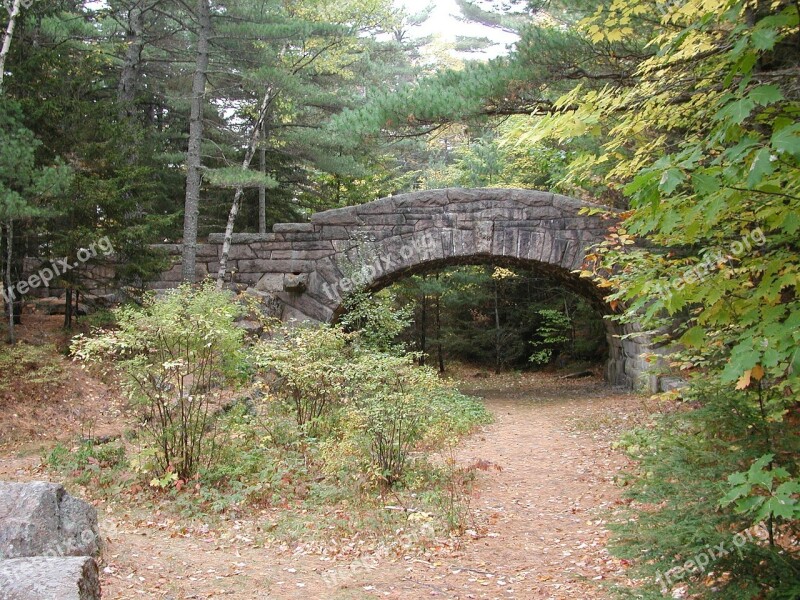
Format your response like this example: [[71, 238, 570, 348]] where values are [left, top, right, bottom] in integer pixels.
[[183, 188, 654, 388]]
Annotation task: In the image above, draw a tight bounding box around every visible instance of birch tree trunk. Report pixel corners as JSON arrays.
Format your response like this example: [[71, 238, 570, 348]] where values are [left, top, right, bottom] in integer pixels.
[[5, 220, 15, 345], [258, 119, 267, 234], [0, 0, 22, 94], [215, 88, 274, 289], [181, 0, 211, 283]]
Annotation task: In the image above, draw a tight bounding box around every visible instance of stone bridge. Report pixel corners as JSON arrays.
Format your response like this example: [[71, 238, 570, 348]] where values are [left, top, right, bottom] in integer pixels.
[[157, 188, 655, 389]]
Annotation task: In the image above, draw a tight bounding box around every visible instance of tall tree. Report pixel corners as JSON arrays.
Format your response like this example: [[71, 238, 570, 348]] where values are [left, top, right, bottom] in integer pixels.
[[0, 99, 72, 342], [181, 0, 211, 282]]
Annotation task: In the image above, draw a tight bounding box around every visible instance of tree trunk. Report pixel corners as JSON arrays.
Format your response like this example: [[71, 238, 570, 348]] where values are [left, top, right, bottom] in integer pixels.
[[435, 290, 444, 373], [258, 119, 267, 234], [0, 0, 22, 94], [64, 287, 73, 329], [181, 0, 212, 283], [215, 88, 274, 289], [494, 279, 501, 374], [5, 220, 15, 344], [418, 291, 427, 366], [117, 1, 146, 120]]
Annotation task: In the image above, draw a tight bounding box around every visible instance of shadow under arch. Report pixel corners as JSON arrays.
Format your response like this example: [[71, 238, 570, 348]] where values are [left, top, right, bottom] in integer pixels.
[[330, 253, 645, 389]]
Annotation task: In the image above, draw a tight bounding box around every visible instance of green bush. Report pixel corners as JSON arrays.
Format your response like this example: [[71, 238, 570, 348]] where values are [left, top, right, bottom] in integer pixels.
[[257, 322, 490, 489], [528, 309, 571, 366], [46, 440, 128, 492], [255, 325, 354, 433], [610, 381, 800, 599], [61, 291, 490, 540], [72, 281, 247, 480], [351, 353, 433, 487], [0, 343, 65, 389], [338, 289, 412, 353]]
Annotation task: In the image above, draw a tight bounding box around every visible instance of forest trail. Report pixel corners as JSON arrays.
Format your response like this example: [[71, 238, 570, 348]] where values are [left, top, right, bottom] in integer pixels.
[[97, 373, 644, 599], [350, 374, 644, 599]]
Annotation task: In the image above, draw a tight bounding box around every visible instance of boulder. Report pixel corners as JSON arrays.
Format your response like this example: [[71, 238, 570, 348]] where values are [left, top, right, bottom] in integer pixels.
[[0, 556, 100, 600], [659, 376, 688, 393], [236, 319, 264, 336], [33, 298, 90, 316], [0, 482, 101, 560]]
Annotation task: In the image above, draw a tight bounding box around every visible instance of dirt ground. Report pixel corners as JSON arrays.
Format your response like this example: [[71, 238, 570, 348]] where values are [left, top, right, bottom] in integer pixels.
[[0, 315, 649, 599]]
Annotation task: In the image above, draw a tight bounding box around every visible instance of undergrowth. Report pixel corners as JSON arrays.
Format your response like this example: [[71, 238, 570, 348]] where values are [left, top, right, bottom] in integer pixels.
[[48, 283, 492, 548], [609, 381, 800, 599]]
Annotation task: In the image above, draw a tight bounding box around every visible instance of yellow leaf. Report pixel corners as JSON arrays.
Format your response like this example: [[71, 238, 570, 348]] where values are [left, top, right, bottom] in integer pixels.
[[751, 364, 765, 381], [735, 370, 752, 390]]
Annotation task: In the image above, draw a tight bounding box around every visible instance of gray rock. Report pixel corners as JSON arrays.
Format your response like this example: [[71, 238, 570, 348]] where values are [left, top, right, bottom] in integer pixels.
[[283, 273, 308, 293], [0, 482, 100, 560], [236, 319, 264, 335], [0, 556, 100, 600], [659, 377, 688, 393], [254, 273, 284, 293]]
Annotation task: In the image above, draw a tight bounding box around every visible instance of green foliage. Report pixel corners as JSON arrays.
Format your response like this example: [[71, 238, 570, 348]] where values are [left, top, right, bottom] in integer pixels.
[[528, 308, 571, 366], [345, 351, 486, 487], [255, 325, 354, 431], [339, 289, 412, 354], [257, 311, 489, 489], [71, 282, 247, 480], [468, 2, 800, 595], [352, 356, 431, 487], [390, 264, 606, 371], [721, 454, 800, 524], [46, 439, 129, 493], [0, 97, 72, 221], [609, 382, 800, 599]]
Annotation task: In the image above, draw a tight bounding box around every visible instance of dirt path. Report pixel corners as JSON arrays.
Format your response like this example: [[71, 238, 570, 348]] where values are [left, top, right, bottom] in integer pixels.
[[88, 373, 644, 600]]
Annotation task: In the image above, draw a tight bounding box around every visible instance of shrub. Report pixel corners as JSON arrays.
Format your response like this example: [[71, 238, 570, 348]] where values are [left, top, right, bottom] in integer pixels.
[[338, 289, 412, 353], [350, 353, 432, 487], [72, 282, 246, 480], [255, 325, 354, 432], [610, 381, 800, 599], [528, 309, 571, 366], [256, 321, 490, 489]]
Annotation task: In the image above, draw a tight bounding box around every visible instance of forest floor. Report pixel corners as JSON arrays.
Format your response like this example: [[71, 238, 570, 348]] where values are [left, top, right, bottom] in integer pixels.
[[0, 315, 654, 599]]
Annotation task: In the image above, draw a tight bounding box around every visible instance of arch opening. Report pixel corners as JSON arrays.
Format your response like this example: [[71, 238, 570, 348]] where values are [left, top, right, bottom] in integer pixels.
[[330, 255, 644, 387]]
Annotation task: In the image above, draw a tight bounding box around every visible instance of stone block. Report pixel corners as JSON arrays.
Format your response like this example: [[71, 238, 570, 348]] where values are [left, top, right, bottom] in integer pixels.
[[273, 223, 315, 233], [283, 273, 308, 293], [207, 233, 277, 244], [319, 226, 352, 240], [310, 207, 362, 226], [0, 482, 100, 560], [255, 273, 284, 293], [0, 556, 100, 600]]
